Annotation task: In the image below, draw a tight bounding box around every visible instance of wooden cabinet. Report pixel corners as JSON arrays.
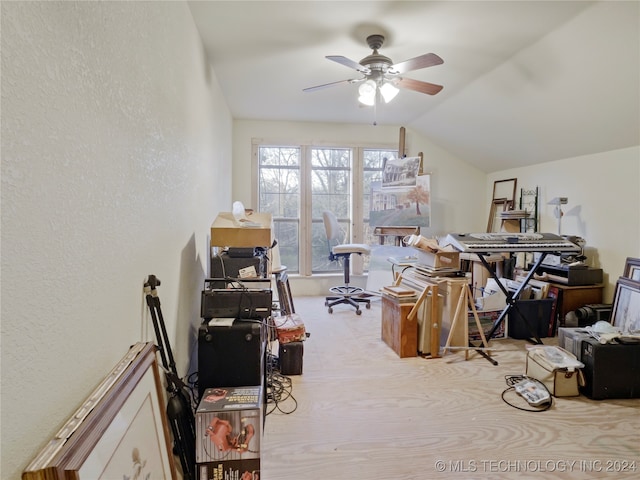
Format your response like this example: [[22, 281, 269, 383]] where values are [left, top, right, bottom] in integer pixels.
[[381, 294, 418, 358], [550, 283, 604, 327]]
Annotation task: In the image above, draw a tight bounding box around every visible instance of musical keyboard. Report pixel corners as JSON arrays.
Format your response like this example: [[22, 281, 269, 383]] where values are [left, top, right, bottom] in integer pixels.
[[444, 232, 581, 253]]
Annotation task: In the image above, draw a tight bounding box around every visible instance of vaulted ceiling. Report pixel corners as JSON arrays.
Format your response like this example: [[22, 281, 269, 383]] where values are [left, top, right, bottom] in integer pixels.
[[188, 1, 640, 173]]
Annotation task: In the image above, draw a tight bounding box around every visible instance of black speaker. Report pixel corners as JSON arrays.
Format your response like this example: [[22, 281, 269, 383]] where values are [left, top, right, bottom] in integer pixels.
[[580, 337, 640, 399], [279, 341, 304, 376], [198, 320, 266, 397]]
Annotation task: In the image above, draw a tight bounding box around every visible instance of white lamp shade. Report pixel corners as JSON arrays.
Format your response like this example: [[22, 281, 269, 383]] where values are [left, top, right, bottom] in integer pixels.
[[358, 79, 376, 105], [380, 82, 399, 103]]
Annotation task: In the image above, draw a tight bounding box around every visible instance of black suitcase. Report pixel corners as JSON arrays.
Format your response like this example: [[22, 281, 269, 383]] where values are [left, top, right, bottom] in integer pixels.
[[580, 337, 640, 399], [198, 320, 266, 397], [279, 341, 304, 375]]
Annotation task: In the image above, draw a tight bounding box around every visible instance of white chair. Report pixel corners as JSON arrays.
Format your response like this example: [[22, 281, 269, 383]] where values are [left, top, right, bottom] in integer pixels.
[[322, 211, 371, 315]]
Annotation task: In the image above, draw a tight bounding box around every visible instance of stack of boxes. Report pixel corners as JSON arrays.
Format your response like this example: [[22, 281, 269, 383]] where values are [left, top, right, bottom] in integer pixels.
[[196, 386, 263, 480]]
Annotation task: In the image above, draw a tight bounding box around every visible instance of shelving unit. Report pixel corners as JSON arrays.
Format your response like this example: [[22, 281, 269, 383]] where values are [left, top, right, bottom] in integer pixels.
[[519, 187, 539, 233]]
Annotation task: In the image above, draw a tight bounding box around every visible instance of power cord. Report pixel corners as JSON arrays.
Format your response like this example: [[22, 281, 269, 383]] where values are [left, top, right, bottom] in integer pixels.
[[501, 374, 553, 412], [265, 352, 298, 415]]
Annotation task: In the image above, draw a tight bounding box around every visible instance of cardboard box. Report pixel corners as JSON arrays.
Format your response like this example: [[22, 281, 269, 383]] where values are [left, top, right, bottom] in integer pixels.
[[414, 249, 460, 269], [196, 386, 262, 479], [211, 212, 273, 247]]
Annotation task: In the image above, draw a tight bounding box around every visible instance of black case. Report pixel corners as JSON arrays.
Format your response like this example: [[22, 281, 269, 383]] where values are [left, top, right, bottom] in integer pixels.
[[198, 320, 266, 397], [279, 341, 304, 375], [580, 337, 640, 399], [210, 252, 266, 286], [508, 299, 554, 339]]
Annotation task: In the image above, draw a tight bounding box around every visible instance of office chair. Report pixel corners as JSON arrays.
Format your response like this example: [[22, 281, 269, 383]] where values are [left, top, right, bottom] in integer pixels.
[[322, 211, 371, 315]]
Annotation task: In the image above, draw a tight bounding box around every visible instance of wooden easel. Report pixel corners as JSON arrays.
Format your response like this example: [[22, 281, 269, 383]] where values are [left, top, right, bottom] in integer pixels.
[[443, 283, 491, 360]]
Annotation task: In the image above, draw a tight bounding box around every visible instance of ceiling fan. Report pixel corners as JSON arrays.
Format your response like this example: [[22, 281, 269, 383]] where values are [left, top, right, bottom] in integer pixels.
[[303, 34, 444, 105]]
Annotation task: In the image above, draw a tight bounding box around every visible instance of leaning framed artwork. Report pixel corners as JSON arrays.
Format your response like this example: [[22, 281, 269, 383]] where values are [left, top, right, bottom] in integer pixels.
[[611, 277, 640, 334], [22, 342, 177, 480], [623, 257, 640, 281]]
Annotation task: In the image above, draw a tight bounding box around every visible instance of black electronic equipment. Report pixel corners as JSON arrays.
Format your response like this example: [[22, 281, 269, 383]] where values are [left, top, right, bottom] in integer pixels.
[[533, 264, 603, 286], [279, 341, 304, 375], [144, 275, 196, 480], [227, 247, 257, 258], [580, 337, 640, 399], [198, 320, 267, 397], [210, 252, 267, 287], [200, 284, 272, 320], [565, 303, 612, 327]]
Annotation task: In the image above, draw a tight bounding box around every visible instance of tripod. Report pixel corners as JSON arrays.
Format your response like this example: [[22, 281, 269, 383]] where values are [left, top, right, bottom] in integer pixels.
[[144, 275, 196, 480]]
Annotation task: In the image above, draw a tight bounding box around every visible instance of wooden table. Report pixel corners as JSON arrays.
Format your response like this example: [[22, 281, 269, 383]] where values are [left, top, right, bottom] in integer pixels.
[[373, 226, 419, 246]]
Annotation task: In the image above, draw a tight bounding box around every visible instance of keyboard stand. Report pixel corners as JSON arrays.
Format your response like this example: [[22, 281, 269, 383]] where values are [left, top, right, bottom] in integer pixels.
[[470, 251, 550, 365]]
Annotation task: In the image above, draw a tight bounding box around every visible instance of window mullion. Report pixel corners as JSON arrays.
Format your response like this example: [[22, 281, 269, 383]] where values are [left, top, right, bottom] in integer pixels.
[[299, 145, 312, 276]]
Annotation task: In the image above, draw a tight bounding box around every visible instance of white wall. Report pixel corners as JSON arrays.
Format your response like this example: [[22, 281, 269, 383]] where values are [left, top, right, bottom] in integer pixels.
[[488, 146, 640, 302], [1, 2, 232, 478]]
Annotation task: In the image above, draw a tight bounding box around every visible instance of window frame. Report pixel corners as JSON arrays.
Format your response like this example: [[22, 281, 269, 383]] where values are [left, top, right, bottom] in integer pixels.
[[252, 139, 396, 276]]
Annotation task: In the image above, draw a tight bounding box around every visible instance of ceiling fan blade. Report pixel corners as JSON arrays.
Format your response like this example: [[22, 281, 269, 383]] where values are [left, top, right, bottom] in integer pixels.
[[303, 78, 355, 92], [396, 77, 443, 95], [391, 53, 443, 74], [326, 55, 370, 74]]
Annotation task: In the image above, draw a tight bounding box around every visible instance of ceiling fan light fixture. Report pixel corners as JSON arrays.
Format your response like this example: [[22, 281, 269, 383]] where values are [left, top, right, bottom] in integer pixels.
[[358, 93, 376, 106], [358, 79, 377, 105], [380, 81, 399, 103], [358, 79, 376, 96]]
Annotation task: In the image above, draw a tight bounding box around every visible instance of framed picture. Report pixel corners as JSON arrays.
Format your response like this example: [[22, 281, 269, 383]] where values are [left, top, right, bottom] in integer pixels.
[[492, 178, 517, 205], [623, 257, 640, 281], [611, 277, 640, 334], [381, 156, 421, 189], [22, 342, 177, 480]]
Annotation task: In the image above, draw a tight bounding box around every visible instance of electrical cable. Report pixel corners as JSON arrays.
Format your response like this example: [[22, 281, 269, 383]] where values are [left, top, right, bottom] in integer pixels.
[[501, 374, 553, 412], [265, 352, 298, 415]]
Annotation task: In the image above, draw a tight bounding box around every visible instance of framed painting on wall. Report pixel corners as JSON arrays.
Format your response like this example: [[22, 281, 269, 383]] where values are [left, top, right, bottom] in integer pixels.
[[22, 342, 177, 480]]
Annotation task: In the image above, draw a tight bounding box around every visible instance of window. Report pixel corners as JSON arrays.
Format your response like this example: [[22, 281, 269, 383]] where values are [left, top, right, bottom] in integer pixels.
[[256, 143, 396, 276]]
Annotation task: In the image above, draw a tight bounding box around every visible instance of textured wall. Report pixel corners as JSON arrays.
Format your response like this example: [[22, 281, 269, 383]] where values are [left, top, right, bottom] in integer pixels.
[[1, 2, 231, 478]]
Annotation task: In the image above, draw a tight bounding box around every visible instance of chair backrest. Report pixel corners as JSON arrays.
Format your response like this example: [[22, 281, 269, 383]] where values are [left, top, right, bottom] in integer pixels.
[[322, 211, 343, 243]]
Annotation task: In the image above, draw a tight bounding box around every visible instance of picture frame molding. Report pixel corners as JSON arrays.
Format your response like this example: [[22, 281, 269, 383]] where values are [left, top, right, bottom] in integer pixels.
[[22, 342, 177, 480], [623, 257, 640, 281], [611, 276, 640, 334]]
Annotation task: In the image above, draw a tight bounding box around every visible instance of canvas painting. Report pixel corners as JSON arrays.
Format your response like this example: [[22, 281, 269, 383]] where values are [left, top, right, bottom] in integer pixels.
[[369, 175, 431, 228], [381, 156, 421, 189]]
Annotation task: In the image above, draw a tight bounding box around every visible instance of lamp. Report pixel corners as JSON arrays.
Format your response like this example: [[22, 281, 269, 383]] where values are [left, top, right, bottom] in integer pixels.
[[548, 197, 568, 235], [358, 80, 376, 106], [379, 81, 399, 103], [358, 79, 399, 106]]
